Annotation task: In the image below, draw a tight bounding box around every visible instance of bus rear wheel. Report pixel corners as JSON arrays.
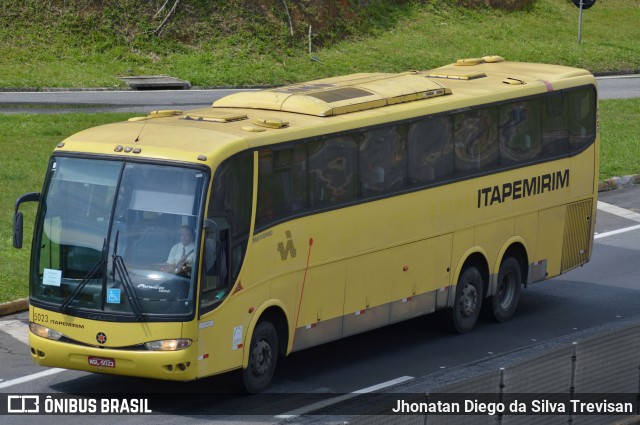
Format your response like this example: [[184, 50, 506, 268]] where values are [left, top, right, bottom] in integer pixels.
[[449, 265, 484, 334], [242, 321, 278, 393], [486, 257, 521, 322]]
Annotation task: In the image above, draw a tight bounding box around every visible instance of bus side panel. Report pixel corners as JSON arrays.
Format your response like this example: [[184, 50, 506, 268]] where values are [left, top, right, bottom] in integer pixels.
[[196, 281, 270, 378], [535, 206, 567, 280], [474, 218, 516, 284], [342, 234, 452, 336], [343, 250, 392, 337], [449, 227, 476, 306], [291, 262, 345, 352], [515, 212, 538, 282], [569, 145, 596, 199], [269, 271, 300, 353], [389, 233, 453, 323]]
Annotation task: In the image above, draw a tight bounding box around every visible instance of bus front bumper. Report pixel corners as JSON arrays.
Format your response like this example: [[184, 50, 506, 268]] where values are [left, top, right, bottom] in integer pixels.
[[29, 333, 198, 381]]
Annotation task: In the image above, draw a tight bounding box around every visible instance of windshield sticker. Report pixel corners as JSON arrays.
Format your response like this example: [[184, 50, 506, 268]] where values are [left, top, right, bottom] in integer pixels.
[[232, 326, 243, 350], [106, 288, 121, 304], [136, 283, 170, 294], [43, 269, 62, 287]]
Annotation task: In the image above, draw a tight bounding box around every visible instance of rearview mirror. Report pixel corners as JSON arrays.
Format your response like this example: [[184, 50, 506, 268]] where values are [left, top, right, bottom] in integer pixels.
[[13, 192, 40, 249], [13, 212, 24, 249]]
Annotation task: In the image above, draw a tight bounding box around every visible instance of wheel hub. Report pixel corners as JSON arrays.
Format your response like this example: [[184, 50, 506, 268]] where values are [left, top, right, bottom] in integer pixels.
[[460, 283, 478, 317], [251, 338, 272, 376]]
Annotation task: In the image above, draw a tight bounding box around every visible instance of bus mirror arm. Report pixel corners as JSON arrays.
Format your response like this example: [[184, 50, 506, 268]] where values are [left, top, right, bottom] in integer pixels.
[[204, 219, 220, 275], [205, 238, 217, 275], [204, 217, 231, 275], [13, 192, 40, 249], [204, 218, 219, 233]]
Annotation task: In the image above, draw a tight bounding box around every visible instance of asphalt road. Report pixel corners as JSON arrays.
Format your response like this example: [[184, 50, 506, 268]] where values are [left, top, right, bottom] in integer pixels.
[[1, 75, 640, 424], [0, 88, 244, 114], [0, 75, 638, 114], [597, 75, 640, 100], [2, 185, 640, 424]]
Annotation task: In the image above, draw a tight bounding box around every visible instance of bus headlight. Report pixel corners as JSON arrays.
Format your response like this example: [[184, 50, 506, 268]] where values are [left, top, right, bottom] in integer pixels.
[[29, 323, 63, 341], [144, 339, 192, 351]]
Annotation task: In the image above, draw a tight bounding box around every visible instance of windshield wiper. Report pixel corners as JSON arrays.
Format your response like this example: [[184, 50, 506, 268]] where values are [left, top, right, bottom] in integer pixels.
[[111, 230, 145, 321], [60, 239, 107, 314]]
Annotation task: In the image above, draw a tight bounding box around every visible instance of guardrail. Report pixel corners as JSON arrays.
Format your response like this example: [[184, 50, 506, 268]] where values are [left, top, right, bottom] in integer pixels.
[[339, 320, 640, 425]]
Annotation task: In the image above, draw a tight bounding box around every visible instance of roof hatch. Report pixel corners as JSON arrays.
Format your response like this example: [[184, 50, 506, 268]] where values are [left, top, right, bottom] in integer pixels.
[[455, 55, 505, 66], [183, 111, 248, 122], [212, 72, 451, 117], [427, 70, 487, 80]]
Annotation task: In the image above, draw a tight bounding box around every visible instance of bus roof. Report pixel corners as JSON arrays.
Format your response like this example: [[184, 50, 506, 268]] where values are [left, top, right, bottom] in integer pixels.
[[57, 57, 596, 167]]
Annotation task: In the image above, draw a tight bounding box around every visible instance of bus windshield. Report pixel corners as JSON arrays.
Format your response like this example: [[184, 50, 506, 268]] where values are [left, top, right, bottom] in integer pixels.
[[32, 156, 207, 320]]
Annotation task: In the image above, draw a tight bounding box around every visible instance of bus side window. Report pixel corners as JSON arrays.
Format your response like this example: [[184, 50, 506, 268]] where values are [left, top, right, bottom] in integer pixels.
[[202, 153, 252, 314], [256, 145, 308, 228], [210, 153, 253, 239], [257, 149, 289, 227], [499, 100, 542, 166], [541, 93, 569, 159], [308, 137, 358, 207], [359, 126, 407, 196], [408, 116, 454, 184], [454, 108, 499, 176], [568, 88, 596, 155]]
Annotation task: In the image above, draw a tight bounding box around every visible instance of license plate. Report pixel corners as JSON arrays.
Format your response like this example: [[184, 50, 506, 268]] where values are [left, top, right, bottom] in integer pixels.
[[88, 356, 115, 368]]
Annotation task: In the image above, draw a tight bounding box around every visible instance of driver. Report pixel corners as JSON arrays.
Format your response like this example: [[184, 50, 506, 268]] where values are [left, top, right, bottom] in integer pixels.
[[164, 225, 195, 276]]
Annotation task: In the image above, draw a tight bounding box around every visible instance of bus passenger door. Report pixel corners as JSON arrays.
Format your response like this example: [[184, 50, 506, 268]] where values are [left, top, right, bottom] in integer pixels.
[[196, 152, 253, 377]]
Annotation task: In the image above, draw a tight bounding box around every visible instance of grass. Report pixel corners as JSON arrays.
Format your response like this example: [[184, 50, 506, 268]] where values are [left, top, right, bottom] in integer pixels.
[[0, 113, 135, 303], [1, 100, 639, 303], [1, 1, 639, 302], [0, 0, 639, 88], [599, 99, 640, 180]]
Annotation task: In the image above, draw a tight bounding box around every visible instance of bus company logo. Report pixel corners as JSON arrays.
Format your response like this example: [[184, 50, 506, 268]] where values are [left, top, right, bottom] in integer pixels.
[[96, 332, 107, 344], [277, 230, 297, 261], [7, 395, 40, 413], [477, 169, 570, 208]]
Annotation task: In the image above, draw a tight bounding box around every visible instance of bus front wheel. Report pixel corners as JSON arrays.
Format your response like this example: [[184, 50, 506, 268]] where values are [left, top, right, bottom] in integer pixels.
[[242, 321, 278, 393], [486, 257, 521, 322], [449, 265, 484, 334]]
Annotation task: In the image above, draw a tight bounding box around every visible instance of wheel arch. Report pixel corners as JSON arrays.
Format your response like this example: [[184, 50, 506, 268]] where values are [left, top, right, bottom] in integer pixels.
[[491, 239, 529, 295], [242, 301, 290, 369], [452, 248, 491, 303]]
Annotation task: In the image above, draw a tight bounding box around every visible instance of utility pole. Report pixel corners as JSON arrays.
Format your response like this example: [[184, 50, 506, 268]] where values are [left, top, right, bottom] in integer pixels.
[[573, 0, 597, 44]]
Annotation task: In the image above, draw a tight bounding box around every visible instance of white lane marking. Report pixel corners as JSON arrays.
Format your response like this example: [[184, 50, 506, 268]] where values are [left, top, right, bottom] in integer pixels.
[[595, 223, 640, 240], [0, 368, 66, 389], [351, 376, 414, 393], [597, 201, 640, 222], [0, 319, 29, 345], [594, 202, 640, 239], [274, 375, 414, 419], [0, 319, 67, 389]]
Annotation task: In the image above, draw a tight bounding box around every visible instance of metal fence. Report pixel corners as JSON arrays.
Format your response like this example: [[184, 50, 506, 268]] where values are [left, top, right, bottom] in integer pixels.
[[340, 322, 640, 425]]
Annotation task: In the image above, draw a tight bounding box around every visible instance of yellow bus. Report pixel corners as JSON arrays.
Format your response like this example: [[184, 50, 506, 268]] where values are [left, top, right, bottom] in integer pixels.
[[14, 56, 598, 393]]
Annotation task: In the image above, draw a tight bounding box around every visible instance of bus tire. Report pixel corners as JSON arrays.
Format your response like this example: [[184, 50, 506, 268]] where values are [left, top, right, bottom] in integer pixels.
[[242, 321, 278, 393], [487, 257, 521, 322], [449, 265, 484, 334]]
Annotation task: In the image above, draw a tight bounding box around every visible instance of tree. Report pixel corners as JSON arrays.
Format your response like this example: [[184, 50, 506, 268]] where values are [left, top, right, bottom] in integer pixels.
[[153, 0, 180, 36]]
